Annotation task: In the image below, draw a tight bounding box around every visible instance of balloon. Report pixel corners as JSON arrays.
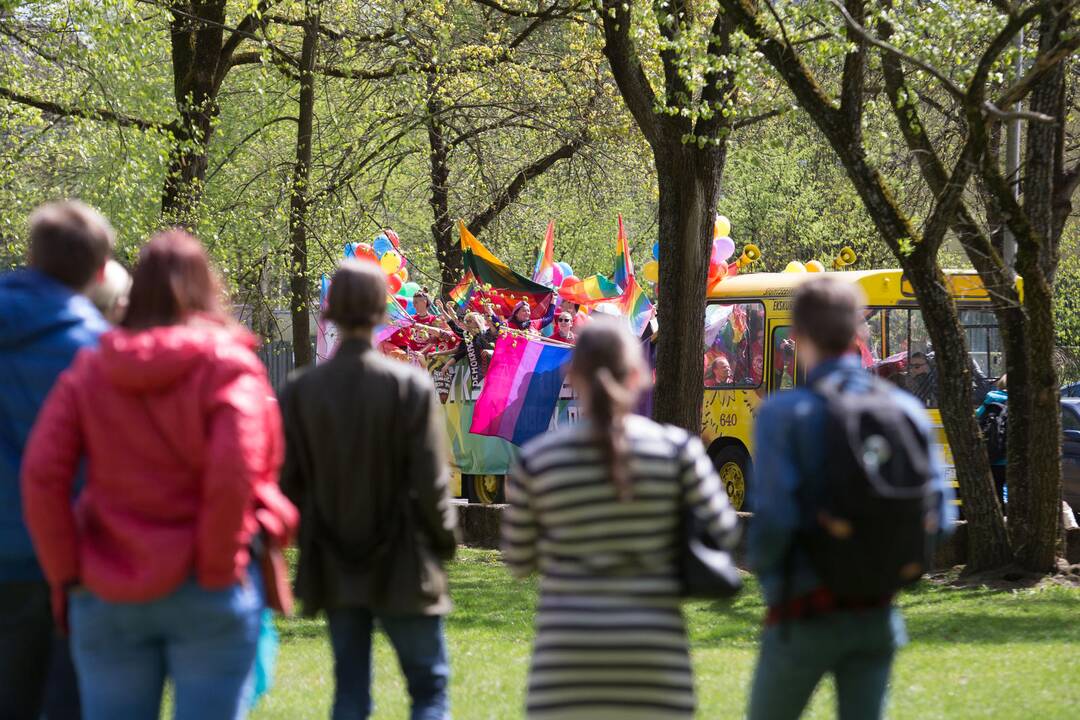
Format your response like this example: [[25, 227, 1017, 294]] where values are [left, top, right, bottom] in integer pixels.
[[397, 267, 408, 281], [642, 260, 659, 283], [806, 260, 825, 273], [353, 242, 376, 262], [712, 236, 735, 265], [784, 261, 807, 274], [400, 281, 421, 298], [715, 215, 731, 239], [380, 250, 402, 274], [652, 242, 660, 261], [556, 261, 573, 278], [386, 273, 403, 294], [373, 234, 393, 258], [551, 264, 564, 287]]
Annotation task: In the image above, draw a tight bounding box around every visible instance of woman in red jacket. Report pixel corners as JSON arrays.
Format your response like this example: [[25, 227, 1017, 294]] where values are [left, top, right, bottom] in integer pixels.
[[21, 230, 293, 720]]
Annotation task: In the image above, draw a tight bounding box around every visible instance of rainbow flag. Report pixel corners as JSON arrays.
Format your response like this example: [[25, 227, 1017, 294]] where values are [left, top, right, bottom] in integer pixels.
[[612, 214, 633, 290], [460, 221, 551, 298], [616, 275, 655, 337], [470, 334, 572, 446], [449, 271, 478, 309], [532, 220, 556, 287], [558, 273, 622, 305], [557, 216, 634, 306]]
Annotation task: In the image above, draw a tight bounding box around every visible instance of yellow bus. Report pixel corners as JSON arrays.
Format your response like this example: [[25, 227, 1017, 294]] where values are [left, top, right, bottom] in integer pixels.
[[701, 268, 1003, 509]]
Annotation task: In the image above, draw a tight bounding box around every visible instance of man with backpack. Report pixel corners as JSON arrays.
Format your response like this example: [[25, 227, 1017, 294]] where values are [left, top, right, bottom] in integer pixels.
[[746, 276, 955, 720]]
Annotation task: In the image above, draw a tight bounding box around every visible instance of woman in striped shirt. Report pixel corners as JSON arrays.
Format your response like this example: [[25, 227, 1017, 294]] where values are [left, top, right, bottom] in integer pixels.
[[503, 318, 740, 719]]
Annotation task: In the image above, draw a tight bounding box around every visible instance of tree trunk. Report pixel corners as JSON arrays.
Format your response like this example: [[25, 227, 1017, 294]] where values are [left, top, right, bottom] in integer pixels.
[[163, 1, 227, 224], [812, 118, 1013, 570], [652, 142, 724, 431], [288, 3, 319, 369], [426, 84, 459, 295]]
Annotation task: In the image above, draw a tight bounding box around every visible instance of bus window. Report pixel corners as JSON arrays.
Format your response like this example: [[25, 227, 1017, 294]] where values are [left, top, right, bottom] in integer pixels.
[[704, 302, 765, 388], [862, 308, 884, 363], [959, 309, 1004, 378], [771, 327, 797, 390]]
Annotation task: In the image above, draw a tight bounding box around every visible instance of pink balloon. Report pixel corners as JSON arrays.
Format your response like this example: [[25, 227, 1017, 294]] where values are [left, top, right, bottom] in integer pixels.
[[550, 264, 564, 287]]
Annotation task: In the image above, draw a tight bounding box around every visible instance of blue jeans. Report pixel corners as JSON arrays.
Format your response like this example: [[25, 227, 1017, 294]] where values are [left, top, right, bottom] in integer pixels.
[[69, 575, 262, 720], [748, 606, 906, 720], [327, 608, 450, 720]]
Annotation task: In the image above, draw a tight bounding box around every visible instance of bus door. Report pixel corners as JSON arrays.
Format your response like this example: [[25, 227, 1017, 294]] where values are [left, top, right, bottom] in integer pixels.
[[766, 320, 797, 392]]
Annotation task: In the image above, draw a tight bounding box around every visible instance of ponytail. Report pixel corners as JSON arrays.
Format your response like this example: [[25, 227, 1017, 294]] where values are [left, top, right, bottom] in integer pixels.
[[593, 368, 632, 501], [570, 319, 647, 503]]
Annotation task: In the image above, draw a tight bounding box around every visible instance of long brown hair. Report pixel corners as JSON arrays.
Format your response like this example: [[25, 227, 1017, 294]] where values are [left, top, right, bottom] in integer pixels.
[[122, 229, 226, 330], [570, 319, 647, 501]]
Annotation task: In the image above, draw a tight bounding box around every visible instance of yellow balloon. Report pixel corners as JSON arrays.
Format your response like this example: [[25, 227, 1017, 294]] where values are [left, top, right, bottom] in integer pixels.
[[642, 260, 659, 283], [784, 261, 807, 274], [806, 260, 825, 273], [380, 250, 402, 274], [715, 215, 731, 239]]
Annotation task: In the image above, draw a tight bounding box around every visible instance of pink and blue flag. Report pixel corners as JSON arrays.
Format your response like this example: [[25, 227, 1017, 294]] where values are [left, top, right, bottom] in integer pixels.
[[470, 334, 572, 446]]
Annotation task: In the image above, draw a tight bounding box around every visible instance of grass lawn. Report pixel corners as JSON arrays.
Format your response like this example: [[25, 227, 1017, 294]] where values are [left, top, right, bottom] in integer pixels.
[[252, 549, 1080, 719]]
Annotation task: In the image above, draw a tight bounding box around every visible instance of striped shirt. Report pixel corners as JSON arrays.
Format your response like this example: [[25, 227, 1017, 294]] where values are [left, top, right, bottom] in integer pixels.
[[504, 415, 739, 719]]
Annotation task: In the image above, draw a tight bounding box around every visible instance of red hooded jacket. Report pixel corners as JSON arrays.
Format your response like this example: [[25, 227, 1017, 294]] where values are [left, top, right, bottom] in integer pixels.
[[21, 321, 292, 603]]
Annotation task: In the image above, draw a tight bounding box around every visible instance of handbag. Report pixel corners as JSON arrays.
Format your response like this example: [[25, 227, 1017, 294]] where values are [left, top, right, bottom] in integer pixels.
[[677, 440, 742, 599], [252, 483, 298, 615]]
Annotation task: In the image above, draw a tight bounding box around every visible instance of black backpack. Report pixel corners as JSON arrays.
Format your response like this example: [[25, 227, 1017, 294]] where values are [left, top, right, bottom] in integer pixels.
[[978, 402, 1008, 464], [802, 375, 939, 599]]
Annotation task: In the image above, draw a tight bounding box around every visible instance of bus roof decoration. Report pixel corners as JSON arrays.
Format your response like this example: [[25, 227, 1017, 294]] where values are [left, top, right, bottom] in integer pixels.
[[832, 246, 858, 270]]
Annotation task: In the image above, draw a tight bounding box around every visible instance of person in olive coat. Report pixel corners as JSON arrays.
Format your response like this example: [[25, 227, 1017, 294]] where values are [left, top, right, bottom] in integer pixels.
[[281, 259, 458, 720]]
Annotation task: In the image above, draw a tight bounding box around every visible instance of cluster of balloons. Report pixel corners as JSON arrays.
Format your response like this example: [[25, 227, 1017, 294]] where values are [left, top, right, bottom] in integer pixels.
[[346, 230, 421, 300], [639, 215, 742, 290]]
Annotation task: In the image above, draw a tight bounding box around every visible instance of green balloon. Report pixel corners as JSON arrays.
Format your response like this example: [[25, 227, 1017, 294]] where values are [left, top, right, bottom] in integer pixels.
[[400, 281, 421, 297]]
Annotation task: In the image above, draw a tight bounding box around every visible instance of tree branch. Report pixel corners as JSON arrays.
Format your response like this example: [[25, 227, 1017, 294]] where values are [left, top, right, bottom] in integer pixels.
[[0, 86, 174, 133], [600, 0, 665, 148], [467, 134, 587, 235], [217, 0, 278, 87], [731, 106, 789, 130]]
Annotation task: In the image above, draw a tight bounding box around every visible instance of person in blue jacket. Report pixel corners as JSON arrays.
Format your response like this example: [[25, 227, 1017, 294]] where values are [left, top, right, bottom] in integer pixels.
[[746, 276, 956, 720], [976, 374, 1009, 509], [0, 201, 113, 720]]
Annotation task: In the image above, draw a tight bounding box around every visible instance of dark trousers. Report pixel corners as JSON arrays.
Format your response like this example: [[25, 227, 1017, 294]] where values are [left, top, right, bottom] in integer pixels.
[[327, 608, 450, 720], [992, 465, 1007, 513], [0, 581, 80, 720]]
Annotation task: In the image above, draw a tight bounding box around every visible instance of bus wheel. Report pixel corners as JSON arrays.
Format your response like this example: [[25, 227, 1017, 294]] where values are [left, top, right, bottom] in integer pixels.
[[467, 474, 505, 505], [711, 446, 751, 511]]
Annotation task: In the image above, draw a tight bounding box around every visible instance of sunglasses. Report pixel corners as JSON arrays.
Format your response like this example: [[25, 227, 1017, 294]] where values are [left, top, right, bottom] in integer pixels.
[[557, 318, 571, 324]]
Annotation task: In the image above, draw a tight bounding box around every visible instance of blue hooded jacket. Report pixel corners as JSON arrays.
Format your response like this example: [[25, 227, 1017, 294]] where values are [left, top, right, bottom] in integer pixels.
[[0, 268, 107, 581]]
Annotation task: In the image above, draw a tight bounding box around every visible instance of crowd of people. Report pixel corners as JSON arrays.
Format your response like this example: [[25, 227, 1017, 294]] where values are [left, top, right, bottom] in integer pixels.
[[2, 200, 955, 720], [379, 288, 580, 378]]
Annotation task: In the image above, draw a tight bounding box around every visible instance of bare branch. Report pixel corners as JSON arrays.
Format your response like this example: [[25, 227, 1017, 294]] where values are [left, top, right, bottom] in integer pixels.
[[0, 86, 173, 133], [731, 106, 789, 129], [467, 134, 587, 235]]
